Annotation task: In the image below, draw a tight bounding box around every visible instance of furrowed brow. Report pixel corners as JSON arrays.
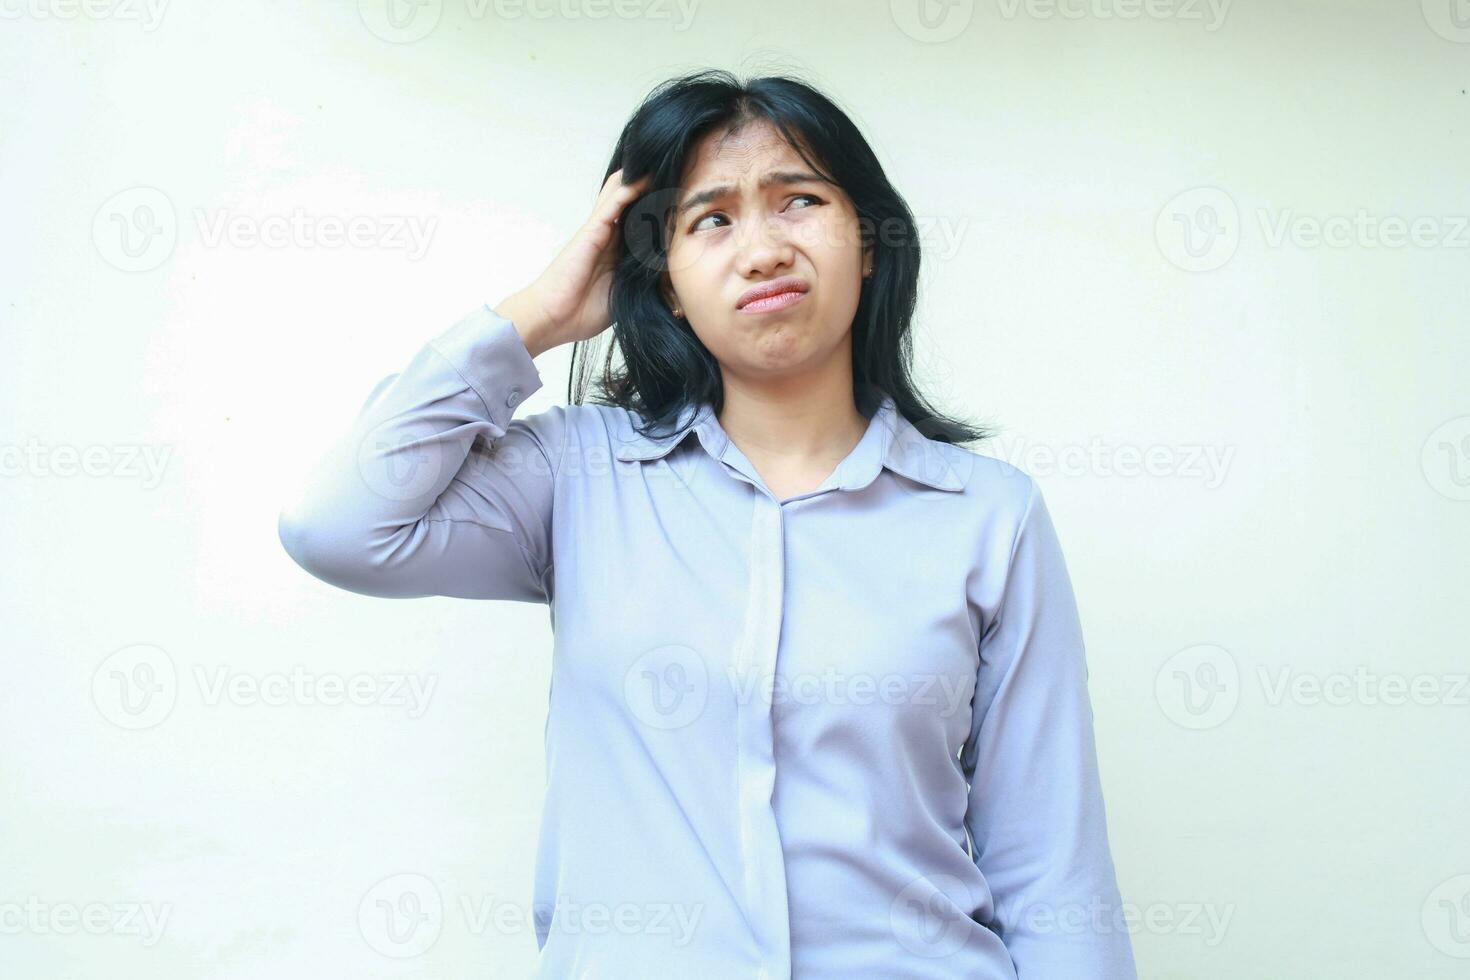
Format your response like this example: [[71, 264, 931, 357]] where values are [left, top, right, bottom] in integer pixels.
[[675, 170, 828, 217]]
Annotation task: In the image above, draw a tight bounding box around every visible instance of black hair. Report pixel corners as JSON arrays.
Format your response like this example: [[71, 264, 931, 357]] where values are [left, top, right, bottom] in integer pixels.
[[569, 67, 991, 446]]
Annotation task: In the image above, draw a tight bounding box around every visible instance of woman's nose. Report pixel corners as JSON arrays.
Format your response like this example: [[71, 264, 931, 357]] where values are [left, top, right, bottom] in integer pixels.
[[735, 215, 795, 276]]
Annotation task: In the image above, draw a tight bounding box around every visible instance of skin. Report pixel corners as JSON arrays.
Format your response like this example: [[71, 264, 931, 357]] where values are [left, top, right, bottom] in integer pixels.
[[658, 119, 876, 499], [494, 118, 875, 501]]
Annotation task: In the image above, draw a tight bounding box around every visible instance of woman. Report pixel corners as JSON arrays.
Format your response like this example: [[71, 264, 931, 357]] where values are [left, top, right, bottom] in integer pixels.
[[278, 69, 1136, 979]]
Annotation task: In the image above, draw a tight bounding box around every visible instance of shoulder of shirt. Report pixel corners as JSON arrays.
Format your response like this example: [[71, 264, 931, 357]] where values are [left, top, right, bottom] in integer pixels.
[[506, 401, 687, 465], [549, 401, 657, 457], [939, 443, 1037, 504], [542, 403, 1041, 521]]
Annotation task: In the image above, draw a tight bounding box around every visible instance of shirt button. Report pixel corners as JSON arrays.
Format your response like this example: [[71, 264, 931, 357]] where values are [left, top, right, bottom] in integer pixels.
[[505, 387, 522, 408]]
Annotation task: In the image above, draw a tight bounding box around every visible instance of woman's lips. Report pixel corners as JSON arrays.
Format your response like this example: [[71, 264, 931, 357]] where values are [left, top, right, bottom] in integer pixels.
[[737, 289, 808, 314]]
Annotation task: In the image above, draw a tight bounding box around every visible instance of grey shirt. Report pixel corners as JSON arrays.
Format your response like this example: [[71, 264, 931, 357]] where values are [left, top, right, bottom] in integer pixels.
[[277, 303, 1137, 978]]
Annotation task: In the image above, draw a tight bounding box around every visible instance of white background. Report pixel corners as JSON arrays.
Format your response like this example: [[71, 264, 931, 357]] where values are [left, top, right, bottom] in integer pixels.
[[2, 0, 1468, 976]]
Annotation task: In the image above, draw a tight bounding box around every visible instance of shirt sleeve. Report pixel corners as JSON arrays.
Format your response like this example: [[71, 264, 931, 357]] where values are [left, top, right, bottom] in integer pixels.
[[277, 303, 566, 603], [960, 478, 1137, 978]]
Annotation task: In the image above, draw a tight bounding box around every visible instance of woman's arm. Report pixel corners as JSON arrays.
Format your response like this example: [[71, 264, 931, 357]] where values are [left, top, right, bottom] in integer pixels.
[[961, 479, 1138, 978], [277, 167, 652, 602], [276, 304, 564, 602]]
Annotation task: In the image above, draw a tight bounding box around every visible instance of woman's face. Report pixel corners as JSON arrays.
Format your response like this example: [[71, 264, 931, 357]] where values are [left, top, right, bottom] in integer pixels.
[[660, 119, 872, 385]]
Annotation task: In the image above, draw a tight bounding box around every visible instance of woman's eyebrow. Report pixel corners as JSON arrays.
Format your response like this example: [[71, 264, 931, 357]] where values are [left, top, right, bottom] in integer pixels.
[[676, 170, 828, 217]]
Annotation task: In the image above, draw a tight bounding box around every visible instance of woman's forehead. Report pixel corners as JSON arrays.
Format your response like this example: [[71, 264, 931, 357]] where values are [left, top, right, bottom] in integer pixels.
[[681, 120, 813, 183]]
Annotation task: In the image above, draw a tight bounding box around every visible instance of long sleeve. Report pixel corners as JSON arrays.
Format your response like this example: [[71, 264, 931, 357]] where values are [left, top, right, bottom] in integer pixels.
[[960, 479, 1137, 978], [277, 304, 566, 602]]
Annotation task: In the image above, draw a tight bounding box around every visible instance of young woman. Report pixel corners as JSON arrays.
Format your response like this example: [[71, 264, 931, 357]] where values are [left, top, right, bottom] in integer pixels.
[[279, 69, 1136, 979]]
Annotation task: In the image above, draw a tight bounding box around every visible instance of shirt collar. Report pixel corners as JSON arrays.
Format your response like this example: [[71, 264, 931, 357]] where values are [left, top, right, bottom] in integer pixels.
[[612, 393, 966, 493]]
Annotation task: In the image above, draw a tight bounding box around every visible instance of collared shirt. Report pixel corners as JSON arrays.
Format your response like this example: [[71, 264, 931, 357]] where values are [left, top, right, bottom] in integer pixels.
[[278, 303, 1137, 979]]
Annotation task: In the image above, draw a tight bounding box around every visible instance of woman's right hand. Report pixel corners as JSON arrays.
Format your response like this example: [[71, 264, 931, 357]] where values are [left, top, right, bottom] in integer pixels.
[[494, 168, 653, 357]]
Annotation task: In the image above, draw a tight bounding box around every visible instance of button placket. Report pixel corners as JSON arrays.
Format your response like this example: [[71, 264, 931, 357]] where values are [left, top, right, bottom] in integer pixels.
[[732, 492, 792, 977]]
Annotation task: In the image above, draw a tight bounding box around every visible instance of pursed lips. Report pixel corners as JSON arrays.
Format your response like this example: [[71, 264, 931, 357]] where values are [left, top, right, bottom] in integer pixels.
[[738, 289, 807, 313], [736, 279, 810, 311]]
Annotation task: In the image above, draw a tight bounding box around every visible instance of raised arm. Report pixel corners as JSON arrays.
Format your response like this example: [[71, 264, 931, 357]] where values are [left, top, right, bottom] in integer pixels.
[[277, 305, 564, 601], [960, 479, 1138, 978], [277, 167, 653, 602]]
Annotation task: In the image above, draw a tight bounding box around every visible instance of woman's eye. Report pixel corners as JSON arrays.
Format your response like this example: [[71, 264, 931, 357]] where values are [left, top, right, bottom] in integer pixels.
[[688, 194, 824, 233]]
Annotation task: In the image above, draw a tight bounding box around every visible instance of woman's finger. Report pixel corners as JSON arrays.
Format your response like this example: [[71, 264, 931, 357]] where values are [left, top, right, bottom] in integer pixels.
[[597, 171, 651, 227]]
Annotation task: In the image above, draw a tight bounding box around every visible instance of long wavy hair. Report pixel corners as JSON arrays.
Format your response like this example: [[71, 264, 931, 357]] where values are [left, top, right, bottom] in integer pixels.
[[569, 68, 991, 446]]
